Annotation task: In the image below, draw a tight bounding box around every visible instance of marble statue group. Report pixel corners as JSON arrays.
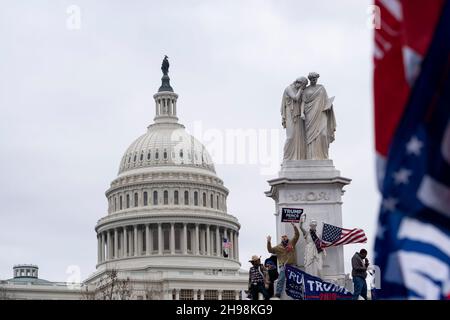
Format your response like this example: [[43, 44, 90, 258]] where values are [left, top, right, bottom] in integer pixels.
[[262, 72, 357, 300], [281, 72, 336, 161]]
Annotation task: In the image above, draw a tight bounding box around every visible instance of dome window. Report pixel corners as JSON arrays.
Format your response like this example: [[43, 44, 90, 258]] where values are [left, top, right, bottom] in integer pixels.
[[202, 193, 207, 207], [119, 196, 123, 210], [180, 150, 183, 158], [126, 194, 130, 208], [210, 194, 214, 208], [134, 193, 138, 207], [140, 153, 143, 161], [184, 191, 189, 205], [147, 151, 151, 160], [163, 150, 168, 159], [133, 155, 137, 162], [216, 195, 219, 209], [128, 156, 131, 164], [164, 190, 168, 205], [153, 191, 158, 205], [155, 150, 159, 160], [194, 192, 198, 206], [143, 192, 148, 206], [174, 190, 179, 205]]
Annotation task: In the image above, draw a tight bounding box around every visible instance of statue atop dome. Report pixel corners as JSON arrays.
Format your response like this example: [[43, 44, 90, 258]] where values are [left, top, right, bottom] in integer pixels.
[[161, 55, 169, 75], [158, 55, 173, 92]]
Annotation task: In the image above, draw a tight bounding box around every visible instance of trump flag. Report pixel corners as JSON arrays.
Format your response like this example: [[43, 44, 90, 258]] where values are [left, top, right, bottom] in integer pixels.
[[285, 265, 352, 300]]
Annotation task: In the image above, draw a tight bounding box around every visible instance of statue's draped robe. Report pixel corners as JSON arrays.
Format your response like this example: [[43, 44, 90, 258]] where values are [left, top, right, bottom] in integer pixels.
[[304, 230, 324, 278], [301, 84, 336, 160], [281, 86, 306, 160]]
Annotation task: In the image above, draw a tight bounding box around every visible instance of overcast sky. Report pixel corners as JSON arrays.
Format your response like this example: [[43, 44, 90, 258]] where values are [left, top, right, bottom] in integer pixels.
[[0, 0, 377, 282]]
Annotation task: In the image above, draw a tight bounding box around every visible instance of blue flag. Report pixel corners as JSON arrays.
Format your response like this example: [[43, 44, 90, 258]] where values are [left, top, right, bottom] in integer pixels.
[[285, 265, 352, 300], [374, 1, 450, 299]]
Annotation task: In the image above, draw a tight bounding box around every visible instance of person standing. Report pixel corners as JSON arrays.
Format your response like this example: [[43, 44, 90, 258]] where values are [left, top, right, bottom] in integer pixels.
[[267, 222, 300, 298], [264, 256, 279, 298], [248, 255, 270, 301], [352, 249, 369, 300]]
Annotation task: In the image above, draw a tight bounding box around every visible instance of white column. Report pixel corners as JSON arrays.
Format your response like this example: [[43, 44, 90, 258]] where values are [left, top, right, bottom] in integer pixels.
[[206, 225, 211, 256], [97, 235, 101, 263], [106, 231, 111, 260], [195, 224, 200, 255], [234, 231, 239, 260], [101, 233, 105, 262], [158, 223, 163, 254], [114, 229, 118, 259], [146, 224, 150, 255], [134, 225, 138, 256], [235, 290, 240, 300], [216, 227, 221, 257], [200, 290, 205, 300], [137, 227, 142, 255], [170, 223, 175, 254], [149, 225, 153, 254], [200, 227, 205, 255], [123, 227, 127, 257], [193, 290, 197, 300], [175, 289, 180, 300], [183, 223, 187, 255], [218, 290, 223, 300]]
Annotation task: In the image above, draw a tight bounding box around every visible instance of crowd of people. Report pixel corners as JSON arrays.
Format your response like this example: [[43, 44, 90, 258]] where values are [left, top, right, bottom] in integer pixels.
[[247, 220, 370, 300]]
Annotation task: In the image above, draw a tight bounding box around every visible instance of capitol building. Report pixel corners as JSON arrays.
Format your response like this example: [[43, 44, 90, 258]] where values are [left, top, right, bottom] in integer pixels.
[[0, 61, 248, 300]]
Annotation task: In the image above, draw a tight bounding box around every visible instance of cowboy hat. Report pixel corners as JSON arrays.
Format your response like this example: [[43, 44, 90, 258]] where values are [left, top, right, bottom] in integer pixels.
[[248, 255, 261, 262]]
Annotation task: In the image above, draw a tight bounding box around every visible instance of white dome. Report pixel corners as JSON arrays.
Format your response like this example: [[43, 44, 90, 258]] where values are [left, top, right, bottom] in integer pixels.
[[95, 68, 242, 278], [119, 122, 215, 175]]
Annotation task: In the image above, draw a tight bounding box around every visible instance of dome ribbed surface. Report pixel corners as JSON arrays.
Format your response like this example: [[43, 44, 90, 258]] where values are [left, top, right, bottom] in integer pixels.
[[119, 123, 215, 174]]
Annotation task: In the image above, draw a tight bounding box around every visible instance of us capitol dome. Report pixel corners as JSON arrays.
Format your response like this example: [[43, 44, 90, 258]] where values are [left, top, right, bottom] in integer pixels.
[[83, 58, 248, 300]]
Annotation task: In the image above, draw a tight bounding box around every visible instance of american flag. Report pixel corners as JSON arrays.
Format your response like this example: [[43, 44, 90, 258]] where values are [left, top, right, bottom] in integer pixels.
[[320, 223, 367, 248], [374, 0, 450, 299], [222, 238, 232, 249]]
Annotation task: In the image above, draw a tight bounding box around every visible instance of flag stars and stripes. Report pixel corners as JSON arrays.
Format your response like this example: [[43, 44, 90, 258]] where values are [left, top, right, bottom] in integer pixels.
[[382, 197, 398, 212], [406, 136, 424, 156], [393, 168, 412, 185], [320, 223, 367, 248]]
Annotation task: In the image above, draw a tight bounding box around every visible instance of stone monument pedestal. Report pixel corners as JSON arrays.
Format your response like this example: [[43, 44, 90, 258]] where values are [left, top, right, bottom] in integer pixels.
[[265, 160, 351, 287]]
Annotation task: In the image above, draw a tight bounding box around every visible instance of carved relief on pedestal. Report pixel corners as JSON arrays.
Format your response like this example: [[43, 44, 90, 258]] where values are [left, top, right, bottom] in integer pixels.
[[286, 191, 330, 202]]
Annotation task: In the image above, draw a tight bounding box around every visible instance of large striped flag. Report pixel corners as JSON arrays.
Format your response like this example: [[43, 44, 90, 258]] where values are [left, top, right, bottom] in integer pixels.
[[320, 223, 367, 248], [373, 0, 450, 299]]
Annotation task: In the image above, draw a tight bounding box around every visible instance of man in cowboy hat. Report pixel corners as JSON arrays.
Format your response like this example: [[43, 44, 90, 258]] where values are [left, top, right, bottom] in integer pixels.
[[248, 255, 270, 301], [267, 222, 300, 298]]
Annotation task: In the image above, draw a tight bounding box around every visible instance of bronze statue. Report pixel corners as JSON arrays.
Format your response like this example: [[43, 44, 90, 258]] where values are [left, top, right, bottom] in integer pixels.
[[161, 55, 169, 75]]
